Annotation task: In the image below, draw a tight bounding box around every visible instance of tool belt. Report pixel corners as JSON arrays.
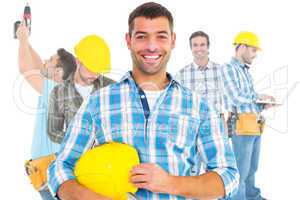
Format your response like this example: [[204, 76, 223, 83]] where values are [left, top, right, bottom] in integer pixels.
[[235, 113, 265, 136], [25, 154, 56, 191]]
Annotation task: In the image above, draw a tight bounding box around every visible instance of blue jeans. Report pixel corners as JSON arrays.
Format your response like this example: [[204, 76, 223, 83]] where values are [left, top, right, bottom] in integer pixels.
[[230, 134, 263, 200], [39, 187, 56, 200]]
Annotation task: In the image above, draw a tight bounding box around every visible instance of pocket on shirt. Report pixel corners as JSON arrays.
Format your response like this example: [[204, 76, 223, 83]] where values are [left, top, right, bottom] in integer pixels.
[[157, 113, 199, 149], [99, 107, 144, 144], [98, 125, 138, 145]]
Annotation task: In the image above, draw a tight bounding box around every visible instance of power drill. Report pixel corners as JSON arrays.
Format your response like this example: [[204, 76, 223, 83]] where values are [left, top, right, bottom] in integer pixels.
[[14, 3, 31, 39]]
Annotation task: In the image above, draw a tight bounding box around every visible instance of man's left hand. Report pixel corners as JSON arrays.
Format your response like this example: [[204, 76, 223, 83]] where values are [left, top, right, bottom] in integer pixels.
[[130, 163, 174, 194], [259, 94, 276, 109]]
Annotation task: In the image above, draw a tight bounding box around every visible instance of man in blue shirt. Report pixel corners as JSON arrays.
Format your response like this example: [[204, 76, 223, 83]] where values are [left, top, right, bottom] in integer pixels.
[[17, 21, 76, 200], [48, 2, 239, 200], [222, 31, 275, 200]]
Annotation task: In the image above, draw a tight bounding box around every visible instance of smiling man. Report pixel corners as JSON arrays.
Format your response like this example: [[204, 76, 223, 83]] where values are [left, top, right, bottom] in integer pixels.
[[175, 31, 227, 178], [176, 31, 225, 118], [48, 2, 239, 200]]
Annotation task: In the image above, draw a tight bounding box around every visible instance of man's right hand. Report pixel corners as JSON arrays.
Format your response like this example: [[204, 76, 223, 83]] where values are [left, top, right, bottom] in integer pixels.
[[57, 180, 112, 200], [16, 20, 29, 43]]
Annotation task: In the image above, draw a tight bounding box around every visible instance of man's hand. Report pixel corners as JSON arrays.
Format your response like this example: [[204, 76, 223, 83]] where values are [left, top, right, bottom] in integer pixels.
[[58, 180, 112, 200], [16, 20, 29, 43], [259, 94, 275, 102], [264, 103, 275, 109], [130, 163, 174, 194], [259, 94, 276, 109]]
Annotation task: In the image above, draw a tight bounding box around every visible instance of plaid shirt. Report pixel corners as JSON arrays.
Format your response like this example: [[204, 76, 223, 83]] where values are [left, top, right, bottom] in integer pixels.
[[47, 74, 115, 143], [175, 61, 224, 114], [48, 71, 239, 199], [221, 57, 263, 114]]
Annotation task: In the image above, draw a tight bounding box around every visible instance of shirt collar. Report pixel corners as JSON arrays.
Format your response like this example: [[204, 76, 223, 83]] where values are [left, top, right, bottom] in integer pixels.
[[230, 57, 249, 69], [192, 60, 212, 70], [64, 72, 101, 91], [120, 71, 180, 89]]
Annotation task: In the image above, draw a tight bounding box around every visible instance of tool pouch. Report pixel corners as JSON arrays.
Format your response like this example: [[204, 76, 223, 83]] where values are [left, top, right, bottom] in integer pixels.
[[235, 113, 264, 136], [24, 154, 56, 191]]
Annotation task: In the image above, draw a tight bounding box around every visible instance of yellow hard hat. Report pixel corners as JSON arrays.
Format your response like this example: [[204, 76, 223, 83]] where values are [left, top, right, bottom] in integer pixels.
[[233, 31, 261, 50], [74, 34, 111, 74], [74, 142, 140, 200]]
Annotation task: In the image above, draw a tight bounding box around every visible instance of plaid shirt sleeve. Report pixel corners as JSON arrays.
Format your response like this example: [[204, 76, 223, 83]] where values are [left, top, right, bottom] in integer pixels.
[[47, 96, 98, 196], [221, 64, 258, 107], [47, 86, 66, 143], [217, 65, 227, 114], [197, 98, 239, 198]]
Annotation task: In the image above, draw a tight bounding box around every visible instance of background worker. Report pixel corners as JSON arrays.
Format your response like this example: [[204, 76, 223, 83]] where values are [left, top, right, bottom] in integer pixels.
[[17, 21, 76, 199], [47, 35, 115, 144], [175, 30, 224, 119], [222, 31, 275, 200], [175, 31, 227, 174]]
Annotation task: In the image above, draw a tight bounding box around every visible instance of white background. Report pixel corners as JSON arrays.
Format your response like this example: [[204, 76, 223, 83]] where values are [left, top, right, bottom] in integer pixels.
[[1, 0, 300, 199]]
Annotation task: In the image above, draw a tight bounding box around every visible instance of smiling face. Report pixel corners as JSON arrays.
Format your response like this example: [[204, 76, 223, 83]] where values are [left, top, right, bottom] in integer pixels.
[[191, 36, 209, 61], [126, 16, 175, 76]]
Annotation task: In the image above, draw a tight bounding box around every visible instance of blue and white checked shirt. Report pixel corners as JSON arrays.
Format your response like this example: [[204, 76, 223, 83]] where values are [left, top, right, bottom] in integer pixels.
[[48, 71, 239, 199], [221, 57, 263, 114], [175, 61, 224, 114]]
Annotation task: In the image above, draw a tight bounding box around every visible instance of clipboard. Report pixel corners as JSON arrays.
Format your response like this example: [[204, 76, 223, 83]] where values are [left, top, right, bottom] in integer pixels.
[[256, 81, 300, 106], [256, 100, 282, 105]]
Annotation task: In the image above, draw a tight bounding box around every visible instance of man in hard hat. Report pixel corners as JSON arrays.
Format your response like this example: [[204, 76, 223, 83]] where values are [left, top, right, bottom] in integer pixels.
[[47, 35, 115, 144], [48, 2, 239, 200], [16, 21, 76, 200], [222, 31, 275, 200]]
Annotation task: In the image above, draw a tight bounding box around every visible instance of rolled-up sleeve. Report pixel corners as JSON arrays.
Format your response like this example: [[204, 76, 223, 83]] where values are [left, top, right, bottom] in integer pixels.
[[47, 97, 97, 197], [197, 99, 239, 198]]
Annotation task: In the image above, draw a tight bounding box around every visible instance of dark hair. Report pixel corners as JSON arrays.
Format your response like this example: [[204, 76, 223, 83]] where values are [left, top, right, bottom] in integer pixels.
[[128, 2, 174, 36], [56, 48, 77, 80], [189, 31, 210, 48]]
